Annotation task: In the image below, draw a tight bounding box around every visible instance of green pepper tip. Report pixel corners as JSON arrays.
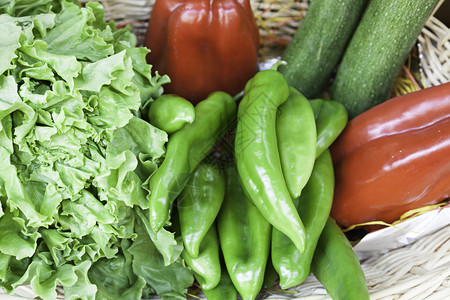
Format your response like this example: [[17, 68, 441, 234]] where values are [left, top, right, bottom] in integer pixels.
[[185, 243, 200, 259], [294, 234, 306, 254], [150, 217, 163, 233]]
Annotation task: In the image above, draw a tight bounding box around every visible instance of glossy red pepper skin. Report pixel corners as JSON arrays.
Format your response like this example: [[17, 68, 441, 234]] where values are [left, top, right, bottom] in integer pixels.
[[331, 83, 450, 163], [145, 0, 259, 104], [330, 84, 450, 228]]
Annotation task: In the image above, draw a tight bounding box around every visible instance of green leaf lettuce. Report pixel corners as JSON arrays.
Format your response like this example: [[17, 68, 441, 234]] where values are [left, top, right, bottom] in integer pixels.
[[0, 1, 193, 299]]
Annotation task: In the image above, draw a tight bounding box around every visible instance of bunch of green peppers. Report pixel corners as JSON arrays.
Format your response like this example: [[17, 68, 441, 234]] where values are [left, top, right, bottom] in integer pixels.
[[148, 69, 369, 300]]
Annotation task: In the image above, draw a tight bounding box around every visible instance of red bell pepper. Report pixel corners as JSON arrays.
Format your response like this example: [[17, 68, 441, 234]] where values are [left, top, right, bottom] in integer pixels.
[[145, 0, 259, 104], [330, 83, 450, 228]]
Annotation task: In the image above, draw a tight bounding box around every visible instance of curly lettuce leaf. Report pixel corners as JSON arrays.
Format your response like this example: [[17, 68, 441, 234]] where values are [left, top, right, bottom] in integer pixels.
[[0, 1, 189, 299], [0, 211, 41, 260], [63, 261, 98, 300], [20, 40, 81, 90], [0, 146, 49, 227], [74, 51, 133, 93], [43, 0, 114, 61], [112, 24, 170, 112], [8, 258, 81, 300], [0, 15, 22, 75]]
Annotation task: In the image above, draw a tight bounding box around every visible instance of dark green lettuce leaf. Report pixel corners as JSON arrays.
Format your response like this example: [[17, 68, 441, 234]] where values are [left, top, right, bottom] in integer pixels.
[[128, 214, 194, 299], [88, 240, 146, 300]]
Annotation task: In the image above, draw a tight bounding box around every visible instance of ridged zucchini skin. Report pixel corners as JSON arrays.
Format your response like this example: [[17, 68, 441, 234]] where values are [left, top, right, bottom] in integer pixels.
[[279, 0, 368, 99], [332, 0, 440, 118]]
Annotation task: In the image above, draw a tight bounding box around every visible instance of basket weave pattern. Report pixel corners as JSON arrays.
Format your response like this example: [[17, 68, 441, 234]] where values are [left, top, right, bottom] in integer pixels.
[[419, 15, 450, 87], [263, 224, 450, 299]]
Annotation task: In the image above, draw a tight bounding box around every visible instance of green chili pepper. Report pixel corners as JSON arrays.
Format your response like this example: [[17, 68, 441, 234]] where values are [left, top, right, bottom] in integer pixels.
[[217, 163, 271, 300], [272, 150, 334, 289], [312, 217, 370, 300], [172, 209, 221, 291], [309, 99, 348, 158], [181, 225, 221, 291], [148, 91, 236, 232], [148, 94, 196, 134], [202, 268, 238, 300], [277, 87, 317, 198], [234, 69, 306, 253], [178, 163, 225, 258]]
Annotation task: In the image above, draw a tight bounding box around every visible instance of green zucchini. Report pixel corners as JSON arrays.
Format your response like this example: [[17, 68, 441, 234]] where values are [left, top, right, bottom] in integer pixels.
[[332, 0, 440, 118], [279, 0, 368, 99]]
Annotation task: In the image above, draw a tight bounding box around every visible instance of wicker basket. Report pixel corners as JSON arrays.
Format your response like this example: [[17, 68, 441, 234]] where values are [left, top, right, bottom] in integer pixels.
[[419, 15, 450, 87], [6, 0, 450, 299], [262, 206, 450, 300]]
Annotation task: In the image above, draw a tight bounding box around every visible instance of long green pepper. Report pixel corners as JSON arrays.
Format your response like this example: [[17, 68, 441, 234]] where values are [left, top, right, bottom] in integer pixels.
[[171, 209, 221, 291], [312, 217, 370, 300], [234, 69, 306, 253], [217, 163, 271, 300], [272, 150, 335, 289], [148, 91, 236, 232], [277, 87, 317, 198], [180, 225, 221, 291], [177, 163, 225, 258], [309, 99, 348, 158]]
